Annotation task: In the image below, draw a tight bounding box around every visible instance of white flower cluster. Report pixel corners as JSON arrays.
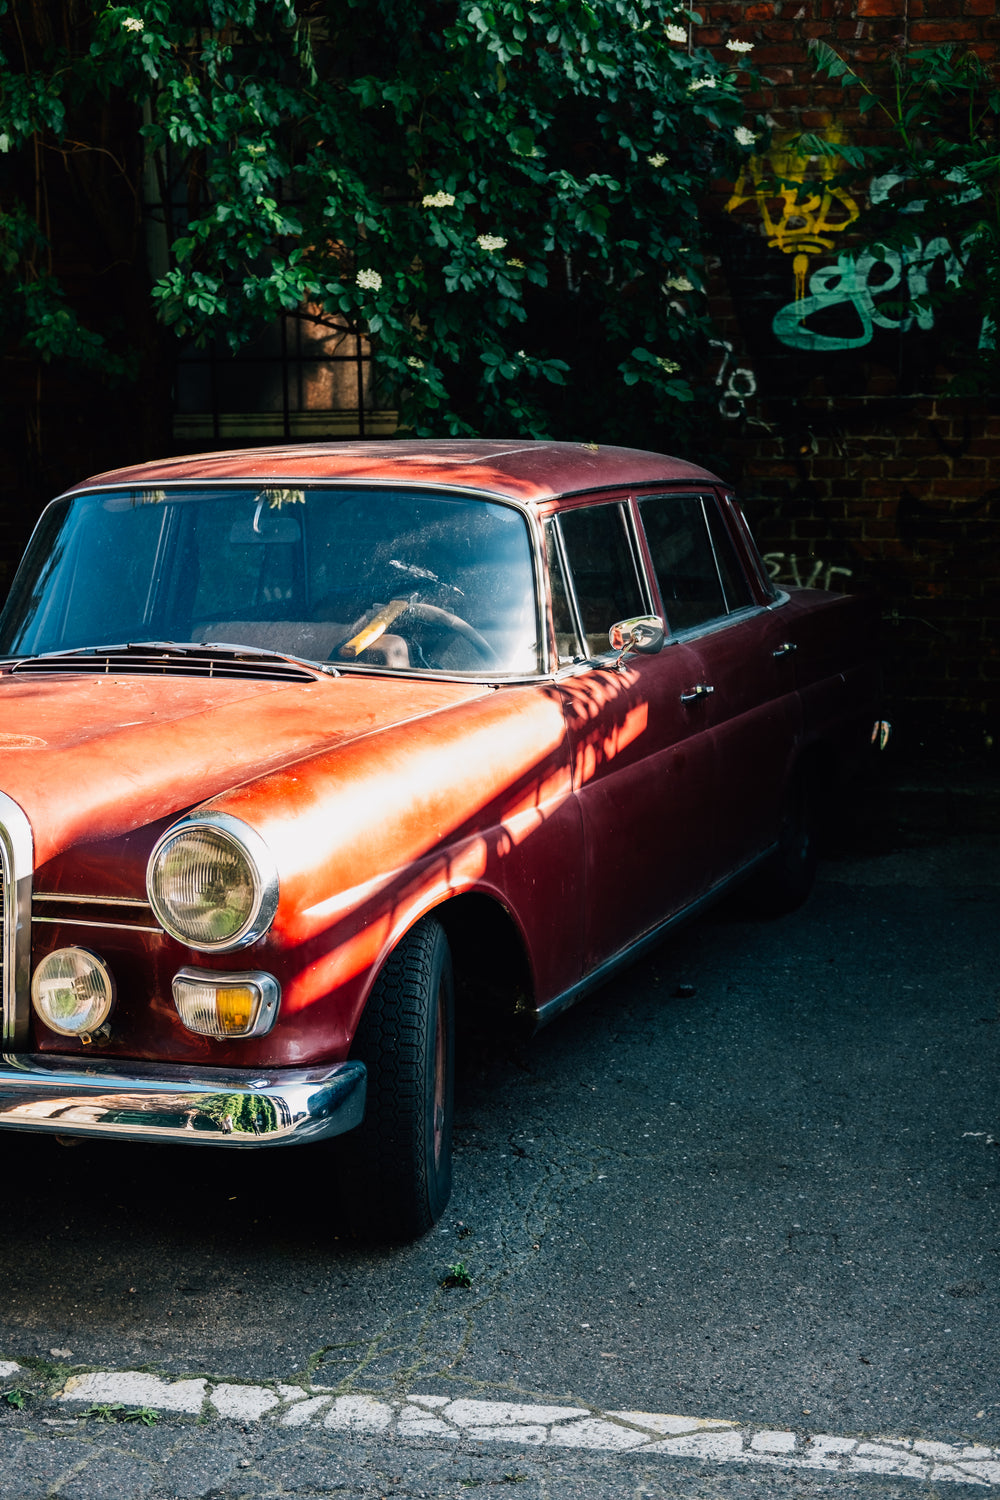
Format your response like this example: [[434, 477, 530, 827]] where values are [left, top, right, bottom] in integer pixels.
[[406, 355, 425, 369], [122, 15, 144, 31], [506, 257, 526, 268], [422, 191, 456, 208], [656, 357, 681, 373], [477, 234, 507, 252], [726, 38, 754, 52], [647, 153, 668, 168], [663, 275, 694, 292], [355, 269, 382, 291], [664, 23, 687, 42], [688, 77, 717, 92], [734, 125, 757, 146]]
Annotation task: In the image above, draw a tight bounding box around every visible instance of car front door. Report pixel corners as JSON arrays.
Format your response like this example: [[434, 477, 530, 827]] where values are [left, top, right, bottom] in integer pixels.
[[545, 498, 716, 973]]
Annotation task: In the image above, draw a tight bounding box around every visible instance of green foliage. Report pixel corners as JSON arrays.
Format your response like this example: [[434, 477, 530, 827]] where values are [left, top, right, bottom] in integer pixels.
[[440, 1259, 473, 1288], [82, 1402, 159, 1424], [197, 1091, 279, 1135], [2, 1388, 27, 1409], [798, 40, 999, 390], [1, 0, 763, 440]]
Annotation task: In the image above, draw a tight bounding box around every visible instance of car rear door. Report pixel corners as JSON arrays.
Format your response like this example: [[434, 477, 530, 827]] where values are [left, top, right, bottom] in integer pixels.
[[634, 489, 802, 885]]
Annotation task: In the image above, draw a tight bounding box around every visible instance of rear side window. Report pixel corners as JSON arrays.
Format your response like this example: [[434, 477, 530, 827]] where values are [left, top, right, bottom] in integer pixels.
[[555, 503, 645, 657], [638, 493, 753, 633], [705, 501, 755, 612]]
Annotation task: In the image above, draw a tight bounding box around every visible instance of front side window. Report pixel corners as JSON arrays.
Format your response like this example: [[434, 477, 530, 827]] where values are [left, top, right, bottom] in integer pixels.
[[556, 503, 645, 657], [0, 488, 540, 676]]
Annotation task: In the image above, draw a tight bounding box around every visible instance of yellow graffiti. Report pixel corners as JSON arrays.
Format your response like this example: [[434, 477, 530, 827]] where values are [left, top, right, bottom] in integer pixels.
[[725, 128, 861, 300]]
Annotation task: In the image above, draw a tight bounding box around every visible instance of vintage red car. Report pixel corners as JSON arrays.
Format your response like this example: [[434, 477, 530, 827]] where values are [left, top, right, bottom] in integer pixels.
[[0, 441, 881, 1237]]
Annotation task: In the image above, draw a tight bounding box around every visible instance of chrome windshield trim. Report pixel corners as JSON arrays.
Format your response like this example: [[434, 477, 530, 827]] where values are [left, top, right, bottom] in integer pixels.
[[0, 1055, 366, 1147], [0, 791, 33, 1050], [57, 473, 725, 507]]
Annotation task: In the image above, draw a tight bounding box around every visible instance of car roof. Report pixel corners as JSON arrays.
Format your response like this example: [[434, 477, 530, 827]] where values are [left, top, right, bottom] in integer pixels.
[[67, 440, 723, 506]]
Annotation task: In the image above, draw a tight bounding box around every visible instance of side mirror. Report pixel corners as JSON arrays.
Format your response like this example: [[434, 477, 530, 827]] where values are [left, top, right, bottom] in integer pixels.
[[608, 615, 665, 668]]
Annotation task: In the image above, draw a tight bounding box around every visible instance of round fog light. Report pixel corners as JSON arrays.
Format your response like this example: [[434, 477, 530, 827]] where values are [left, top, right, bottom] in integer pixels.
[[31, 947, 115, 1038]]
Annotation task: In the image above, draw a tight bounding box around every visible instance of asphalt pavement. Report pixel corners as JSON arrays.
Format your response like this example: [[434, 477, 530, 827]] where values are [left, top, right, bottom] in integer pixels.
[[0, 765, 997, 1498]]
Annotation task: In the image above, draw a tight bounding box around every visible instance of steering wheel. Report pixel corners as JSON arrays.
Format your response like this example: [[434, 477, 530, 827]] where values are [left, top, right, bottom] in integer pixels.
[[399, 602, 501, 667]]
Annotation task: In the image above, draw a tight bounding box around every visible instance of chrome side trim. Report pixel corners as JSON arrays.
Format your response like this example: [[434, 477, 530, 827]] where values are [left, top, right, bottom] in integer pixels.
[[32, 917, 163, 934], [34, 894, 153, 908], [532, 845, 776, 1030], [0, 792, 33, 1050], [0, 1055, 366, 1147]]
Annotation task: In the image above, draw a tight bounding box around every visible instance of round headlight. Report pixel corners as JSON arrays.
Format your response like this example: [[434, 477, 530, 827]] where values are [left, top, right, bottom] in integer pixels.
[[32, 948, 115, 1038], [146, 814, 278, 951]]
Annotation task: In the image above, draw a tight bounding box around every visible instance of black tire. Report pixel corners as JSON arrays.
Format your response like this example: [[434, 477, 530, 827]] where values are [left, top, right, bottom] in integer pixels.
[[338, 917, 454, 1240], [743, 771, 819, 917]]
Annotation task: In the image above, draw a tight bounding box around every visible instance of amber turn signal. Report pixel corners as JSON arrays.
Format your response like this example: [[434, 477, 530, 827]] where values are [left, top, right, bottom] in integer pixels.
[[172, 968, 280, 1040]]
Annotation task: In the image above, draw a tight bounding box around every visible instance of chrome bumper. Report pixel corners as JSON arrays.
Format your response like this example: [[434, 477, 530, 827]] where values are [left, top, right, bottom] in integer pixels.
[[0, 1053, 366, 1147]]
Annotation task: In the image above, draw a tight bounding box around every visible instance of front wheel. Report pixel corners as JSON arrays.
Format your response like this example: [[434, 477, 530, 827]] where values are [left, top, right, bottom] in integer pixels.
[[338, 917, 454, 1240]]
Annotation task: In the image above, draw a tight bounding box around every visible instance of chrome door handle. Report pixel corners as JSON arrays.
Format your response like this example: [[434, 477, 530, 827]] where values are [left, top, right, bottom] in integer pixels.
[[772, 641, 798, 658], [680, 684, 715, 704]]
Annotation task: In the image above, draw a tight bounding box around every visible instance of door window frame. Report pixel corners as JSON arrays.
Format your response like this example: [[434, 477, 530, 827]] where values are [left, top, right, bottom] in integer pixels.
[[632, 488, 767, 643], [543, 494, 654, 668]]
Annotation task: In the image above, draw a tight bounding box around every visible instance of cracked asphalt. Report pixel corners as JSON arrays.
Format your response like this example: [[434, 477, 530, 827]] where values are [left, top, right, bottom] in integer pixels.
[[0, 767, 998, 1497]]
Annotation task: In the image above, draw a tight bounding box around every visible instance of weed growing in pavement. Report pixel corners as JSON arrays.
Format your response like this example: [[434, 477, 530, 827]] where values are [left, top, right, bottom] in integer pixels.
[[82, 1403, 159, 1425], [440, 1261, 473, 1289]]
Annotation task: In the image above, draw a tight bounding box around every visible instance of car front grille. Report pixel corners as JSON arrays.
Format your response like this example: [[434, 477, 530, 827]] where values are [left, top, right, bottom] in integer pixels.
[[0, 845, 6, 1035], [0, 796, 34, 1050]]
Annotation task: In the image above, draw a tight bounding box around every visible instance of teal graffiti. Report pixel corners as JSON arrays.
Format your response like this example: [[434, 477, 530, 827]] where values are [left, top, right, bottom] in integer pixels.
[[772, 236, 969, 352]]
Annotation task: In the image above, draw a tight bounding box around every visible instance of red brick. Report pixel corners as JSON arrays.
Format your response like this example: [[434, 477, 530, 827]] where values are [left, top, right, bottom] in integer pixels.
[[925, 479, 989, 498], [911, 19, 978, 39], [753, 43, 805, 63]]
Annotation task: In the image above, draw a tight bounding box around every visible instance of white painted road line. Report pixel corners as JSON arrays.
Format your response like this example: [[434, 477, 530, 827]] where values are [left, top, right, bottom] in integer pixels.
[[3, 1364, 991, 1487]]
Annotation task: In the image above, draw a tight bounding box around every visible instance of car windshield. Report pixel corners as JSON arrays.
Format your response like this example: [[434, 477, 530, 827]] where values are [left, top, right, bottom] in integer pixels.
[[0, 486, 540, 676]]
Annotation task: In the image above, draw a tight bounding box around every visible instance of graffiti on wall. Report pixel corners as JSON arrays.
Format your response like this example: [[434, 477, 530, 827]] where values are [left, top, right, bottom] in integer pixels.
[[771, 236, 969, 351], [724, 129, 861, 304], [709, 338, 757, 419], [762, 552, 853, 590], [725, 135, 980, 354]]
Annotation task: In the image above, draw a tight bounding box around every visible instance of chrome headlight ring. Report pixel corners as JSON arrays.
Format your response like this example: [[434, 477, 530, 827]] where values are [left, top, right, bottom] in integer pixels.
[[146, 812, 279, 952]]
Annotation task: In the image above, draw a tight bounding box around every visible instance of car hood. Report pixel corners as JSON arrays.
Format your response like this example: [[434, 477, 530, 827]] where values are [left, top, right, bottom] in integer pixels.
[[0, 669, 491, 864]]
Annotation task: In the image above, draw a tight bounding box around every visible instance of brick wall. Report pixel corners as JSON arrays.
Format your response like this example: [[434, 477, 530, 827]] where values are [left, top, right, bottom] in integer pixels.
[[699, 0, 1000, 758]]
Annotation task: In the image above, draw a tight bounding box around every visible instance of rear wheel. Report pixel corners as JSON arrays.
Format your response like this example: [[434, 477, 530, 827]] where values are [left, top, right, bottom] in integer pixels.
[[339, 917, 454, 1240]]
